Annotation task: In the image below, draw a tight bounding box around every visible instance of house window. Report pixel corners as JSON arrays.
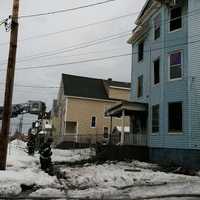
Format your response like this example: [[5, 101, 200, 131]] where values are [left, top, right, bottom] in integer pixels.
[[169, 51, 182, 80], [104, 127, 109, 138], [154, 14, 161, 40], [91, 116, 96, 128], [153, 59, 160, 84], [168, 102, 182, 133], [65, 121, 77, 133], [170, 7, 182, 32], [138, 41, 144, 62], [152, 105, 159, 133], [137, 75, 143, 98]]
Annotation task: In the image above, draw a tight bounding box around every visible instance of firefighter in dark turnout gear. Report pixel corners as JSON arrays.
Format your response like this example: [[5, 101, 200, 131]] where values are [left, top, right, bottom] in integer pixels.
[[39, 138, 53, 174], [27, 128, 36, 156]]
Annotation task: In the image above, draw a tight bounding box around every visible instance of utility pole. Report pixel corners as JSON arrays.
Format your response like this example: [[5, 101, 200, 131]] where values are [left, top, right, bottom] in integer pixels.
[[0, 0, 20, 170]]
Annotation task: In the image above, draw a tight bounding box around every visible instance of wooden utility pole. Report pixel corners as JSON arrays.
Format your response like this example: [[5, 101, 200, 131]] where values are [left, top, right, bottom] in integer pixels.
[[0, 0, 19, 170]]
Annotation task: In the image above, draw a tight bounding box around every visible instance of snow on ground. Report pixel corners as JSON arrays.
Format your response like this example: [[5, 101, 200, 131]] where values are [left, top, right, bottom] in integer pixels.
[[0, 140, 59, 196], [0, 139, 95, 197], [61, 161, 200, 199], [2, 139, 200, 199], [52, 148, 95, 163], [30, 188, 65, 198]]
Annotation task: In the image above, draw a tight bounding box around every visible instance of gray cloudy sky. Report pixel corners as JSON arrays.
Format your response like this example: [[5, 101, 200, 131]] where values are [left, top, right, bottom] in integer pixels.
[[0, 0, 146, 110]]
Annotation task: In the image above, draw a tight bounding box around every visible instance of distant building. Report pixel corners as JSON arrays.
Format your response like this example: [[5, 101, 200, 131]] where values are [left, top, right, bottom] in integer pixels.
[[52, 73, 130, 147]]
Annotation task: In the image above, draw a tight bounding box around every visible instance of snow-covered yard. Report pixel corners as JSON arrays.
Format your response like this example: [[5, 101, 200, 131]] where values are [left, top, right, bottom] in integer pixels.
[[1, 139, 200, 199]]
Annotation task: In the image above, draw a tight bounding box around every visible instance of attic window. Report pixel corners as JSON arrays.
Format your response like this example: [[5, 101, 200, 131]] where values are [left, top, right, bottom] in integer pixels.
[[170, 7, 182, 32], [154, 14, 161, 40]]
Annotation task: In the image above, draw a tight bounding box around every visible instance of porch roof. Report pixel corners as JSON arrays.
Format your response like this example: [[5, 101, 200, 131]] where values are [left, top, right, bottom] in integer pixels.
[[105, 100, 148, 117]]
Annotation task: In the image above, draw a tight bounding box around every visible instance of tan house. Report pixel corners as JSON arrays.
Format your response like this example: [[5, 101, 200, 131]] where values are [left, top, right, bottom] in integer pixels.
[[52, 74, 130, 146]]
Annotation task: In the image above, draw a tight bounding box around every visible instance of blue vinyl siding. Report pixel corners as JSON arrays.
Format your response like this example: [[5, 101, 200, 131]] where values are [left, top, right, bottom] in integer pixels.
[[130, 0, 193, 149], [188, 0, 200, 149]]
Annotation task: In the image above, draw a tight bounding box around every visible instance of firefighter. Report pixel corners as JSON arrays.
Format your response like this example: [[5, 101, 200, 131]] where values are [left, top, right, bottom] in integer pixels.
[[39, 138, 53, 174], [27, 128, 36, 156]]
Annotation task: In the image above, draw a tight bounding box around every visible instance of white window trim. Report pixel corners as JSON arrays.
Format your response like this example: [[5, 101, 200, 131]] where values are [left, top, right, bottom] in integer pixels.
[[90, 116, 96, 128], [168, 6, 182, 33], [168, 50, 183, 81], [168, 132, 183, 135]]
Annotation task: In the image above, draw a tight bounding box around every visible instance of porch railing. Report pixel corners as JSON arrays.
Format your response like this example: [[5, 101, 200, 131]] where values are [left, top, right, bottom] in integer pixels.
[[124, 133, 147, 146]]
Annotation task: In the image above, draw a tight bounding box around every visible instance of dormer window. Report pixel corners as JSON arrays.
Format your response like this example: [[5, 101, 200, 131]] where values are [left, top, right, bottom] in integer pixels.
[[138, 41, 144, 62], [154, 14, 161, 40], [170, 7, 182, 32]]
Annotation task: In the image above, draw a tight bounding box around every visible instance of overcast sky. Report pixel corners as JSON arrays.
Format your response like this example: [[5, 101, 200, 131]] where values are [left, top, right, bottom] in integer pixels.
[[0, 0, 147, 109]]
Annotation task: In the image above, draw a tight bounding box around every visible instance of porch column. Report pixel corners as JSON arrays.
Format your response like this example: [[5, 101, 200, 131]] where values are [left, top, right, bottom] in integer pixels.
[[109, 116, 113, 144], [120, 109, 125, 145]]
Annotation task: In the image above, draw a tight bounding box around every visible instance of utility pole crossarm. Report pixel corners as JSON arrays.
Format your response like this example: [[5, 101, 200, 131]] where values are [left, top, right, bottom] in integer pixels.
[[0, 0, 20, 170]]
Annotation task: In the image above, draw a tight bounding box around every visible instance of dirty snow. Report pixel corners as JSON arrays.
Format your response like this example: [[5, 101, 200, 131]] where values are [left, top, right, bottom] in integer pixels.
[[2, 139, 200, 199], [0, 139, 95, 197], [52, 148, 95, 163], [61, 162, 200, 199], [30, 188, 65, 198], [0, 140, 59, 197]]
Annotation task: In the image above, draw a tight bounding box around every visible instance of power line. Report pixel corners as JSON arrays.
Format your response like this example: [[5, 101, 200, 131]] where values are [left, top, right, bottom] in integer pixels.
[[0, 12, 138, 47], [0, 36, 199, 72], [1, 8, 200, 65], [13, 53, 132, 71], [0, 31, 131, 65], [18, 0, 119, 19]]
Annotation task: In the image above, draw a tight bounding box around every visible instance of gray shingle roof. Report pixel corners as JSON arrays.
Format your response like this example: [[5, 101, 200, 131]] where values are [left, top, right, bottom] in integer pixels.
[[61, 73, 130, 100]]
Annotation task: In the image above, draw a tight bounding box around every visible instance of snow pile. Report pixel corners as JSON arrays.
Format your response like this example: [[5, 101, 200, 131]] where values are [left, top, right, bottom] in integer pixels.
[[30, 188, 65, 199], [52, 148, 95, 163], [0, 140, 59, 197], [61, 161, 200, 199]]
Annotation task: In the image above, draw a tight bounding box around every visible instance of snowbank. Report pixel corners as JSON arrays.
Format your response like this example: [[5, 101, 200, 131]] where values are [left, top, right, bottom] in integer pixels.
[[0, 140, 59, 197], [30, 188, 65, 198], [61, 161, 200, 199], [52, 148, 95, 163]]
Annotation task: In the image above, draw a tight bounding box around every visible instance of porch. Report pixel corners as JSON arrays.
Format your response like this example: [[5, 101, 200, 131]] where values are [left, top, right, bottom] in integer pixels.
[[105, 100, 148, 146]]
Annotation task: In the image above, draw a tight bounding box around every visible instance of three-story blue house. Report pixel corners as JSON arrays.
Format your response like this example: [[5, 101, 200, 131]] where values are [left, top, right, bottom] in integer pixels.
[[127, 0, 200, 168]]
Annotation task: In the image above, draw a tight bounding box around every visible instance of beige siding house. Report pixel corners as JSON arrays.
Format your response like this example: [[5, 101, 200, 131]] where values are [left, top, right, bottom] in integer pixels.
[[52, 74, 130, 146]]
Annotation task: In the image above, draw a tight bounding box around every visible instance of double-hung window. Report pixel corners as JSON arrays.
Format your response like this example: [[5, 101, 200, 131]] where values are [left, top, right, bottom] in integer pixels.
[[168, 102, 183, 133], [137, 75, 143, 98], [91, 116, 96, 128], [169, 51, 182, 80], [138, 41, 144, 62], [153, 59, 160, 85], [170, 7, 182, 32], [154, 14, 161, 40], [152, 105, 159, 133]]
